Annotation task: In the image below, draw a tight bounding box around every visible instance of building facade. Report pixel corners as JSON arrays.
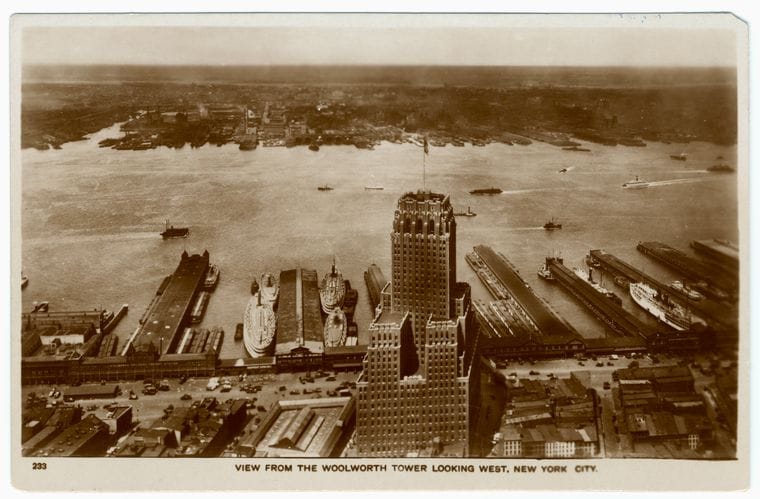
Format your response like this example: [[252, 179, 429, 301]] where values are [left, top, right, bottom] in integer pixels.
[[357, 191, 479, 457]]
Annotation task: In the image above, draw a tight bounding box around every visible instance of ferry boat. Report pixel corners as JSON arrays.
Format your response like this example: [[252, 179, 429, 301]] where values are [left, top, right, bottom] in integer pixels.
[[573, 267, 622, 305], [204, 264, 220, 290], [469, 187, 502, 195], [629, 282, 705, 331], [543, 218, 562, 230], [160, 220, 189, 239], [320, 262, 346, 314], [622, 176, 649, 189], [323, 308, 347, 348], [669, 280, 704, 301], [259, 273, 279, 307], [243, 293, 276, 357]]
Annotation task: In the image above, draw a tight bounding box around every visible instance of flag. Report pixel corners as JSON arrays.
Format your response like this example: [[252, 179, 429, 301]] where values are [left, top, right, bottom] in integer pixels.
[[423, 136, 429, 155]]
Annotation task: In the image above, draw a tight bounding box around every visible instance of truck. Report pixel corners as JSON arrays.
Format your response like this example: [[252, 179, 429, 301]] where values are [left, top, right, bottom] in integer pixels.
[[206, 377, 220, 391]]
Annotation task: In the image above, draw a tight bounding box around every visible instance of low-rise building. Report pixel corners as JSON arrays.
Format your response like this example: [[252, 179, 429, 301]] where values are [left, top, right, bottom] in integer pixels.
[[30, 414, 110, 457]]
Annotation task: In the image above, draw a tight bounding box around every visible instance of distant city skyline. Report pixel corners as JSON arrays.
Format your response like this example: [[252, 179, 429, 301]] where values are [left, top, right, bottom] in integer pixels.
[[20, 18, 738, 67]]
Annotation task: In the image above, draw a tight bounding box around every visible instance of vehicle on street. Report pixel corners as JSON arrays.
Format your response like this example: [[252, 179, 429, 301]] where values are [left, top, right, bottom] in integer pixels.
[[180, 394, 192, 401], [206, 377, 220, 391], [129, 390, 138, 400], [603, 382, 611, 390]]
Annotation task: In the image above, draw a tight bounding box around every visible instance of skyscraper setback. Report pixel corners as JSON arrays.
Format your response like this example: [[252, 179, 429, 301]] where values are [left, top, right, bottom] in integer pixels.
[[356, 191, 480, 457]]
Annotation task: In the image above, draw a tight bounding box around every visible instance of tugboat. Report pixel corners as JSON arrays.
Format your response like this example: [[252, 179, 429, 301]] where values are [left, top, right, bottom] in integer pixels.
[[250, 278, 259, 296], [558, 167, 568, 173], [235, 323, 244, 341], [21, 272, 28, 290], [160, 220, 189, 239], [537, 261, 554, 280], [622, 176, 649, 189], [317, 185, 334, 191], [309, 143, 320, 151], [543, 218, 562, 230], [469, 187, 502, 195], [32, 301, 49, 313], [454, 206, 477, 217]]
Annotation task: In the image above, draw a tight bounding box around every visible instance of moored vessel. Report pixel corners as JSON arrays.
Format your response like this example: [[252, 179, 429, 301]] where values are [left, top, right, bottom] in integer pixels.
[[203, 264, 220, 290], [259, 273, 279, 306], [573, 267, 621, 305], [537, 262, 554, 280], [669, 280, 704, 301], [235, 322, 244, 341], [320, 261, 346, 314], [629, 282, 705, 331], [243, 292, 276, 357], [323, 308, 347, 347]]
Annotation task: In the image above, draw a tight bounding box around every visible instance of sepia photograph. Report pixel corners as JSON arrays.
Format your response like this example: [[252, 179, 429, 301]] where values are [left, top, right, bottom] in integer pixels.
[[9, 11, 750, 491]]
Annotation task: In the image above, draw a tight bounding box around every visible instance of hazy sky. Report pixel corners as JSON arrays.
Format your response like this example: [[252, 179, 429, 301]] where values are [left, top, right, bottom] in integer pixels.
[[21, 21, 738, 67]]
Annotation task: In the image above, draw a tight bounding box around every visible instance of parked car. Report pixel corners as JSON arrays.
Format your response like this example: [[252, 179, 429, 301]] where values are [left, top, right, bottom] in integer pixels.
[[180, 394, 192, 401], [529, 370, 540, 375], [603, 382, 611, 390]]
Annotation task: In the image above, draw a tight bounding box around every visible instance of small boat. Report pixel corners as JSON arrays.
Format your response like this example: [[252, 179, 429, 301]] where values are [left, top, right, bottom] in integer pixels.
[[670, 153, 688, 161], [585, 255, 601, 268], [537, 262, 554, 281], [469, 187, 502, 195], [364, 186, 384, 191], [309, 143, 320, 151], [317, 185, 334, 191], [707, 164, 735, 173], [670, 281, 704, 301], [32, 301, 49, 313], [250, 278, 259, 296], [235, 323, 244, 341], [204, 264, 220, 290], [558, 168, 568, 173], [454, 206, 477, 217], [543, 218, 562, 230], [160, 219, 189, 239], [622, 176, 649, 189], [21, 272, 28, 290]]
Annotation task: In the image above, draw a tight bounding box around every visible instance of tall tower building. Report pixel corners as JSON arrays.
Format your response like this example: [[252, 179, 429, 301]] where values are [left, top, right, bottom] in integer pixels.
[[356, 191, 480, 457]]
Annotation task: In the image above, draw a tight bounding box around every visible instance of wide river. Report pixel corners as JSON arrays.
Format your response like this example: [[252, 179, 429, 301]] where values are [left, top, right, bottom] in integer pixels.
[[21, 123, 738, 360]]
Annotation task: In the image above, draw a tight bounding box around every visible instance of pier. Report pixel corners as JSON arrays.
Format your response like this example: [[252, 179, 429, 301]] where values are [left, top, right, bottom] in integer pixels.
[[543, 257, 659, 339], [636, 241, 737, 300], [470, 245, 576, 338], [691, 239, 739, 275], [133, 250, 210, 355], [588, 249, 737, 334]]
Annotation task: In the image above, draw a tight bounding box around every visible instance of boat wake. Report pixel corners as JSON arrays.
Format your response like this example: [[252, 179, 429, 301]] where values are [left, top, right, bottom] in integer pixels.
[[646, 177, 717, 188]]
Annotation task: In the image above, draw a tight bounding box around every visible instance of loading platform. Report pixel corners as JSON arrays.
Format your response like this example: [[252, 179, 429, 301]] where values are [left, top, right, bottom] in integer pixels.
[[542, 257, 659, 339]]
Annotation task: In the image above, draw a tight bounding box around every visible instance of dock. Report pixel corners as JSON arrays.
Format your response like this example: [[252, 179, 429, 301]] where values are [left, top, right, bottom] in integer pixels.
[[363, 264, 387, 312], [636, 241, 737, 300], [543, 257, 659, 339], [133, 250, 210, 355], [470, 245, 576, 337], [691, 239, 739, 275], [588, 249, 737, 334]]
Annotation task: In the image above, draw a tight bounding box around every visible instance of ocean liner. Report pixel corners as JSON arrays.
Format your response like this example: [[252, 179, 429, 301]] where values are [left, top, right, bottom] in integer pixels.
[[323, 308, 347, 348], [243, 292, 276, 357], [320, 261, 346, 314], [629, 282, 705, 331]]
